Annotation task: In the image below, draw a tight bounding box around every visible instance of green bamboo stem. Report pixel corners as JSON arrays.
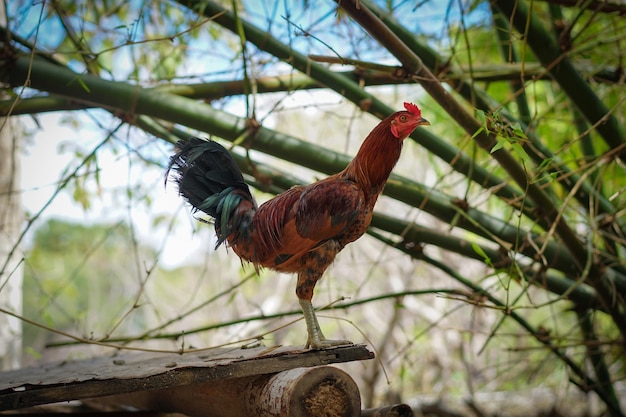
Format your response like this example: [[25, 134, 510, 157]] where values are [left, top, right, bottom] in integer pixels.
[[369, 212, 601, 311], [380, 234, 620, 416], [576, 308, 623, 417], [2, 62, 620, 116], [0, 96, 86, 115], [0, 69, 414, 116], [6, 53, 625, 288], [336, 0, 626, 340], [175, 0, 525, 207], [493, 0, 626, 163], [9, 52, 621, 290], [361, 0, 623, 237], [491, 10, 532, 124]]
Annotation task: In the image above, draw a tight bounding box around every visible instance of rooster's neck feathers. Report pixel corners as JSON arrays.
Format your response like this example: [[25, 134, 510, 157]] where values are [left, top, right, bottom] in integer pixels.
[[343, 115, 402, 196]]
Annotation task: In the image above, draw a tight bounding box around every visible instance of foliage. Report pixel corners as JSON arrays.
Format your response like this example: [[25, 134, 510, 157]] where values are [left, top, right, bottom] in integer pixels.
[[23, 219, 146, 349], [1, 0, 625, 414]]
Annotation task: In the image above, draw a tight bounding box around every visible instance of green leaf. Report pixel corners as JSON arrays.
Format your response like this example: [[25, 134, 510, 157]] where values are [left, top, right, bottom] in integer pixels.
[[471, 126, 485, 140], [472, 243, 494, 268], [471, 242, 487, 259], [511, 143, 530, 163], [76, 77, 91, 93], [72, 178, 91, 211], [490, 138, 505, 153], [476, 109, 487, 127], [510, 122, 527, 139]]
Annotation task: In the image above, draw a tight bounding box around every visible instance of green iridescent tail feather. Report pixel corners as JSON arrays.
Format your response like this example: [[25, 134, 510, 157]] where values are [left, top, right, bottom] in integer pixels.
[[166, 137, 256, 247]]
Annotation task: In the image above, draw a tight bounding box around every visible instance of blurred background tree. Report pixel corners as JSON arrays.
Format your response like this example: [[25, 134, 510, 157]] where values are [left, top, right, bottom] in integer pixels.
[[1, 0, 625, 415]]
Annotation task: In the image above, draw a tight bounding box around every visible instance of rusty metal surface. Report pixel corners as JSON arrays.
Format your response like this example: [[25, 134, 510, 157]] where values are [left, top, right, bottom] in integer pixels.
[[0, 344, 373, 411]]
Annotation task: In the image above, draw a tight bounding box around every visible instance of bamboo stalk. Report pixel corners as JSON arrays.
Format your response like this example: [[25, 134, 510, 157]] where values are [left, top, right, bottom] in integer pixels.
[[576, 308, 622, 416], [7, 53, 624, 291], [360, 0, 624, 238], [387, 241, 622, 417], [2, 62, 620, 116], [174, 0, 525, 207], [336, 0, 626, 344], [493, 0, 626, 163]]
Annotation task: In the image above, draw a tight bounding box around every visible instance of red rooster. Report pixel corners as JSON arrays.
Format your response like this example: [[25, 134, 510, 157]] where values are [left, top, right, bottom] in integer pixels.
[[167, 102, 429, 348]]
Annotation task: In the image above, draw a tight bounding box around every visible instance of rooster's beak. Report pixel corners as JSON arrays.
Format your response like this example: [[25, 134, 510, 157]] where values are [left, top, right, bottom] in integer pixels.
[[419, 117, 430, 126]]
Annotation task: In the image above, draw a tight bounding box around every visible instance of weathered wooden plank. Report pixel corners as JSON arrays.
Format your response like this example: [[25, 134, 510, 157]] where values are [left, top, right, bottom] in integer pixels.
[[0, 344, 373, 411]]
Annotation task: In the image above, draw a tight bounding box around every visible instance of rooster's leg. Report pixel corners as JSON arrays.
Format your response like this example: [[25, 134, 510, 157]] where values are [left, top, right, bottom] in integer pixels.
[[299, 299, 351, 349], [296, 260, 352, 349]]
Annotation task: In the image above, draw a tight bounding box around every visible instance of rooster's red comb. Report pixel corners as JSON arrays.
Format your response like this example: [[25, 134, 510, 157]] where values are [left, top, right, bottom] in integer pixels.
[[404, 102, 421, 117]]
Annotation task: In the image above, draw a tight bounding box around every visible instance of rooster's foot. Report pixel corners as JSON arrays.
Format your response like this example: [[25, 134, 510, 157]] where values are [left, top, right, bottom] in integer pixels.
[[299, 298, 353, 350], [305, 336, 353, 350]]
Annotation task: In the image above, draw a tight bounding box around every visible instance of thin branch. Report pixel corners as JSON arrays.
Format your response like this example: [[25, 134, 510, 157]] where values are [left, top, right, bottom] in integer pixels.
[[7, 51, 626, 295], [48, 288, 467, 347], [493, 0, 626, 164], [360, 0, 624, 240], [382, 235, 623, 417], [175, 0, 525, 208], [338, 0, 626, 343], [575, 308, 622, 416], [0, 53, 569, 277]]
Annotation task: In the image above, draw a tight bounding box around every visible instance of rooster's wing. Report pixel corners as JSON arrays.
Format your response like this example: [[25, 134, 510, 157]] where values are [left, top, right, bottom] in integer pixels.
[[294, 178, 363, 242], [249, 178, 363, 271]]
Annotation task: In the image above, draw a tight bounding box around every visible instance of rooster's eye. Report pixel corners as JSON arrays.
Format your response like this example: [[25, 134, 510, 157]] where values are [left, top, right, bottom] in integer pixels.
[[399, 115, 407, 122]]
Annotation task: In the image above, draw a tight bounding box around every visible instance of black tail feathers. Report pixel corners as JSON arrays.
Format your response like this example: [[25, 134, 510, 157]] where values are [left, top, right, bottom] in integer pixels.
[[166, 137, 255, 245]]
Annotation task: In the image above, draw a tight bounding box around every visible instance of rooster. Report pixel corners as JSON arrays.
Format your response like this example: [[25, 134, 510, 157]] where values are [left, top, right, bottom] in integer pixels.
[[167, 102, 429, 348]]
